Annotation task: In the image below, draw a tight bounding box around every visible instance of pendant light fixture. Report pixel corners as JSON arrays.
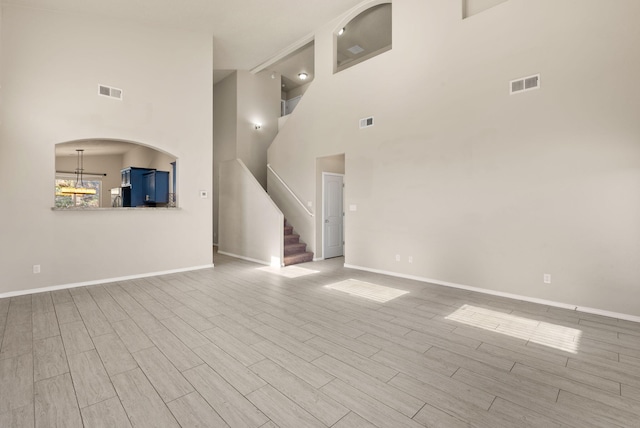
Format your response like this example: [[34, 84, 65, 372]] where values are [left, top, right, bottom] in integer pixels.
[[59, 149, 97, 195]]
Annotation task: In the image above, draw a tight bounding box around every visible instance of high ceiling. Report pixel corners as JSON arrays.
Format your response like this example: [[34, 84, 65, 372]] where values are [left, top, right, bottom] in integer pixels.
[[1, 0, 364, 70]]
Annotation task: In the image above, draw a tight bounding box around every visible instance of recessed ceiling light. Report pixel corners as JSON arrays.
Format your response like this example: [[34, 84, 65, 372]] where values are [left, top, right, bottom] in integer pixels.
[[338, 28, 345, 36], [298, 72, 309, 80]]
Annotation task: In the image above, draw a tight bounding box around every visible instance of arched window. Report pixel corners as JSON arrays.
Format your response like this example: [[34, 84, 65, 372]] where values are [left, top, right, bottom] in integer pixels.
[[335, 2, 392, 73]]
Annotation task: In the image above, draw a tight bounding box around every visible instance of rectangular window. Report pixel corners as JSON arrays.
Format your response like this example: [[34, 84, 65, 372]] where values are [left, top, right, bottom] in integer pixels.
[[55, 175, 101, 208]]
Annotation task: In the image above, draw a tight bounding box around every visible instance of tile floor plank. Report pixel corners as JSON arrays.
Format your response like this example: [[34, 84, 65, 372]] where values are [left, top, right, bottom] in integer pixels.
[[67, 350, 116, 408], [202, 327, 265, 366], [0, 353, 33, 414], [307, 336, 399, 382], [0, 403, 34, 428], [171, 305, 215, 332], [254, 324, 322, 362], [184, 364, 269, 428], [321, 379, 424, 428], [53, 302, 82, 325], [111, 368, 180, 428], [146, 329, 203, 372], [193, 343, 266, 395], [1, 321, 33, 360], [166, 392, 230, 428], [332, 412, 378, 428], [80, 396, 132, 428], [250, 358, 349, 426], [488, 398, 566, 428], [3, 254, 640, 428], [34, 373, 82, 428], [246, 384, 325, 428], [32, 311, 60, 341], [93, 333, 138, 376], [31, 293, 54, 314], [33, 336, 68, 382], [251, 340, 334, 389], [59, 321, 94, 356], [132, 346, 194, 403], [161, 316, 210, 348], [111, 318, 155, 354], [313, 354, 424, 418]]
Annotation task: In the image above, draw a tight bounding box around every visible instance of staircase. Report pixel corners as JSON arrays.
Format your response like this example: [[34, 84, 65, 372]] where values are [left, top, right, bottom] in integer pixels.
[[283, 220, 313, 266]]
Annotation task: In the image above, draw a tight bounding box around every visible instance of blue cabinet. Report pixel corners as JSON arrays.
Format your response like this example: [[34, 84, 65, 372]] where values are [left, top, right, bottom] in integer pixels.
[[121, 167, 169, 207], [143, 170, 169, 205]]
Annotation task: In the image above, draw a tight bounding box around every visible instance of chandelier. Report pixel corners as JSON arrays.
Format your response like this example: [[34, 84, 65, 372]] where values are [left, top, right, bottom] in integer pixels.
[[59, 149, 97, 195]]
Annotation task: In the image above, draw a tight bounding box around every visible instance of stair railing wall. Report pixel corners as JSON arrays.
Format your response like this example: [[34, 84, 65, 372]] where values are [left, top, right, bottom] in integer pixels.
[[267, 164, 316, 261], [267, 164, 314, 217], [218, 159, 284, 266]]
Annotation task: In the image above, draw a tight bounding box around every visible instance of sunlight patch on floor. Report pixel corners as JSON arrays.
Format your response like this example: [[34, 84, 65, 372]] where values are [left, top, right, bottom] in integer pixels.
[[324, 279, 409, 303], [257, 265, 319, 278], [446, 304, 582, 354]]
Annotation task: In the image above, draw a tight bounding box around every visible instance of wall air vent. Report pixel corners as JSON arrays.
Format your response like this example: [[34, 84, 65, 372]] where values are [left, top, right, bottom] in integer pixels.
[[510, 74, 540, 95], [359, 117, 374, 129], [98, 85, 123, 100]]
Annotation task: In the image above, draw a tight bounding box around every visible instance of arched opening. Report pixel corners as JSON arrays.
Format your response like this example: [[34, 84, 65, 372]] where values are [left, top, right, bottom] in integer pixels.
[[55, 139, 178, 208], [334, 2, 392, 73]]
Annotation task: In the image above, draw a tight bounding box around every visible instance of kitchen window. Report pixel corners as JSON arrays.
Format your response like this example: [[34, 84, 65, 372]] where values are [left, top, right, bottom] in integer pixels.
[[54, 175, 102, 208]]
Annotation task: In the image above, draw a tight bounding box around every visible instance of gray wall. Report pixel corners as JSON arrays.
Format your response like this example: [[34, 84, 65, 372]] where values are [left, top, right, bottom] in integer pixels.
[[0, 5, 213, 294], [268, 0, 640, 317]]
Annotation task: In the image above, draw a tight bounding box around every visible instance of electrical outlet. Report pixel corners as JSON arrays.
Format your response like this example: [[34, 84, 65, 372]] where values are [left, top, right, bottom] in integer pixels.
[[33, 265, 41, 274], [543, 274, 551, 284], [408, 256, 413, 264], [395, 254, 401, 262]]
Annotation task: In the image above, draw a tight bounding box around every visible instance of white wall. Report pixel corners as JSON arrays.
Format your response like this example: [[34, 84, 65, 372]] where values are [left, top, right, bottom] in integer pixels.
[[218, 159, 283, 266], [236, 70, 281, 189], [213, 72, 238, 245], [0, 5, 213, 294], [213, 70, 280, 244], [268, 0, 640, 317], [122, 145, 175, 173]]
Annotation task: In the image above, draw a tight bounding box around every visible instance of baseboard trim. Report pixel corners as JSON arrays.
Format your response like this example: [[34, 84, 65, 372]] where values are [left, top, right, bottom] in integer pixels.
[[574, 306, 640, 323], [0, 264, 215, 299], [217, 251, 271, 267], [343, 264, 640, 323]]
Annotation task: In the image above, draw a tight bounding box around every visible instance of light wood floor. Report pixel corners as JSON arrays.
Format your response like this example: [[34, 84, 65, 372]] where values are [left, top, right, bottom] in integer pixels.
[[1, 254, 640, 427]]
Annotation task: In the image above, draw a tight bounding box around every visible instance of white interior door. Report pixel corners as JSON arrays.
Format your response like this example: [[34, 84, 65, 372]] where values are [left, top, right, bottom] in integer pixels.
[[323, 173, 344, 259]]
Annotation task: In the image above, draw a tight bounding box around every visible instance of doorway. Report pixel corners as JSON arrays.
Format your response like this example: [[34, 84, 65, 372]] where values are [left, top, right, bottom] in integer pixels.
[[322, 172, 344, 259]]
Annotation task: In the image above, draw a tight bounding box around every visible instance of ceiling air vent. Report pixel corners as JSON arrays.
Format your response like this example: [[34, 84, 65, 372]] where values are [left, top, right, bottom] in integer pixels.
[[359, 117, 374, 129], [510, 74, 540, 95], [347, 45, 365, 55], [98, 85, 123, 100]]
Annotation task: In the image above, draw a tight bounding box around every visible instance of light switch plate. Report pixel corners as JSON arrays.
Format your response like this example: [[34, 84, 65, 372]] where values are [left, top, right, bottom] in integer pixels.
[[200, 190, 208, 199], [349, 204, 357, 211]]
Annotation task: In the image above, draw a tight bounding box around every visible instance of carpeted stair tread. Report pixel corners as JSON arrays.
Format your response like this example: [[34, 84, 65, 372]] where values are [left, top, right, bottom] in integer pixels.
[[284, 242, 307, 256], [283, 252, 314, 266], [284, 234, 300, 245], [282, 219, 313, 266]]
